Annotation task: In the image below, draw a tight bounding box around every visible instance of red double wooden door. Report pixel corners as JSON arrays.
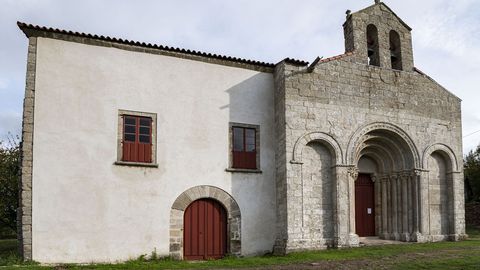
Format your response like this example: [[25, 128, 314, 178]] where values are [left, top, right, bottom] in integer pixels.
[[355, 174, 376, 236], [184, 199, 227, 260]]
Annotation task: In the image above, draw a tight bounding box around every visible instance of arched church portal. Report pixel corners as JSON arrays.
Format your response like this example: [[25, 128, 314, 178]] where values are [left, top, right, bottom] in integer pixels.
[[348, 123, 421, 241]]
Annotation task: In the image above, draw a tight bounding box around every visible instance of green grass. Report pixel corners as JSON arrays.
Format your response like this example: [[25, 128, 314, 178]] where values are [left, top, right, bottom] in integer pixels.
[[0, 239, 23, 266], [1, 227, 480, 269], [466, 225, 480, 238]]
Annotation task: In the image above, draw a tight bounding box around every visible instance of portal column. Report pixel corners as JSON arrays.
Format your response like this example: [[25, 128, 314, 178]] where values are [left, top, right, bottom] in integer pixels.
[[407, 172, 413, 238], [373, 175, 381, 236], [412, 169, 427, 242], [401, 173, 409, 241], [333, 165, 358, 247], [347, 166, 359, 246], [397, 174, 403, 239], [387, 174, 392, 239], [391, 174, 399, 240], [381, 175, 389, 239]]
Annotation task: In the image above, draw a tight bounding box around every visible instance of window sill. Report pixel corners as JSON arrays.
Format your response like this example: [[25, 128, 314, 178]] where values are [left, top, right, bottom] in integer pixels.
[[225, 168, 262, 174], [114, 161, 158, 168]]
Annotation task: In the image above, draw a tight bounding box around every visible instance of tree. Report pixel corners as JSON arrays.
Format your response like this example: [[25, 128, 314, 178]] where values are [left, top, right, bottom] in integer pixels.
[[464, 144, 480, 202], [0, 134, 20, 237]]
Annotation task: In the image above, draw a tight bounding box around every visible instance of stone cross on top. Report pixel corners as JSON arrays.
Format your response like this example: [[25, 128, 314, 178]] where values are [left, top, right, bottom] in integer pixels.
[[375, 0, 380, 4]]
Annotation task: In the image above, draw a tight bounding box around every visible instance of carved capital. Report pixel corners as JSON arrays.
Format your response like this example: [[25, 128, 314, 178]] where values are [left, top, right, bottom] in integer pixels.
[[381, 175, 389, 183], [411, 168, 424, 178], [348, 167, 359, 180], [400, 171, 411, 181], [389, 174, 398, 181]]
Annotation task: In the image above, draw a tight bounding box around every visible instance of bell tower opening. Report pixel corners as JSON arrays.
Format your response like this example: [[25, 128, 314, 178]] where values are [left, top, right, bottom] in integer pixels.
[[367, 24, 380, 67], [389, 30, 403, 70]]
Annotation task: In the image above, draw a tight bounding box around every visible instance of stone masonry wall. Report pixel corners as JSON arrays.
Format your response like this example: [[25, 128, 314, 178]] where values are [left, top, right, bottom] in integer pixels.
[[283, 56, 462, 161], [19, 37, 36, 261], [275, 50, 464, 250], [273, 62, 288, 254], [271, 1, 466, 254]]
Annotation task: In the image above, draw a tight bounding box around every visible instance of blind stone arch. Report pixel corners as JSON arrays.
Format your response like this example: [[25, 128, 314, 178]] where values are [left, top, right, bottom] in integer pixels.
[[301, 141, 335, 242], [422, 143, 459, 172], [170, 185, 241, 259], [292, 131, 343, 165]]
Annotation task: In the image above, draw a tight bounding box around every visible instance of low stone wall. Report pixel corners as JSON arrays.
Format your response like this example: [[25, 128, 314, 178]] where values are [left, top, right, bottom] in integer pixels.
[[465, 202, 480, 226]]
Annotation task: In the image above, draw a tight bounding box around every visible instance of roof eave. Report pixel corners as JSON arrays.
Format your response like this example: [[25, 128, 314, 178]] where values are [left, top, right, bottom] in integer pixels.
[[17, 21, 277, 70]]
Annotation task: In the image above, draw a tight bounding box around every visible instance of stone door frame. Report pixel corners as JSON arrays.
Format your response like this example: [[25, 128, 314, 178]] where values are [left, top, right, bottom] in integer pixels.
[[169, 185, 241, 260]]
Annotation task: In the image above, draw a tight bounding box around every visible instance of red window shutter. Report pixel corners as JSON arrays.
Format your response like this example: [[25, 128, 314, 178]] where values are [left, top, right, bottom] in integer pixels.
[[232, 127, 256, 169], [232, 151, 243, 168], [244, 152, 256, 169], [122, 116, 152, 163]]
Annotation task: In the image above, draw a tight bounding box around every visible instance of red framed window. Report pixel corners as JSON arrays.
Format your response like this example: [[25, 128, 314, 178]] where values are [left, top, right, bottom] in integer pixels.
[[122, 115, 152, 163], [232, 126, 257, 169]]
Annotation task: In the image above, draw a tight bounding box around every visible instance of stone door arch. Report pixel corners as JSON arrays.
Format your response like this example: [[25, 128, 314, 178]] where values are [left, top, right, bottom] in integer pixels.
[[346, 122, 421, 241], [169, 185, 241, 259]]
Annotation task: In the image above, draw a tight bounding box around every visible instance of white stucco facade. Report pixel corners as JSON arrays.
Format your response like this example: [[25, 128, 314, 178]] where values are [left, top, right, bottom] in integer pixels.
[[31, 37, 276, 263]]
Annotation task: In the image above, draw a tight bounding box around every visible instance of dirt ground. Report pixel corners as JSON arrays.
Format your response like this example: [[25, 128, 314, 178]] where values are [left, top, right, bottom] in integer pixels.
[[214, 246, 480, 270]]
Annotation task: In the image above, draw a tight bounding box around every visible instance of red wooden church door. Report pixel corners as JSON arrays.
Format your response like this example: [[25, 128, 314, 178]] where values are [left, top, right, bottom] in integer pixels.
[[355, 174, 376, 236], [184, 199, 227, 260]]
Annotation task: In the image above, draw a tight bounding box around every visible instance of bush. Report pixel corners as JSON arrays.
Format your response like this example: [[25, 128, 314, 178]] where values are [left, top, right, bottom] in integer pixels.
[[0, 134, 20, 238]]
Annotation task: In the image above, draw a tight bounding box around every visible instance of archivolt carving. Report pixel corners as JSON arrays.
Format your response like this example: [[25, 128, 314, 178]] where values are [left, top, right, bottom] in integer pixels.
[[292, 131, 343, 164], [346, 122, 421, 168], [360, 150, 389, 172], [357, 134, 408, 170], [422, 143, 459, 172]]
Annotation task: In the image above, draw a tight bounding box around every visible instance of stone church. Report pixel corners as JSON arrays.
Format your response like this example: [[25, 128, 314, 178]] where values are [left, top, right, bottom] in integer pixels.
[[18, 1, 466, 264]]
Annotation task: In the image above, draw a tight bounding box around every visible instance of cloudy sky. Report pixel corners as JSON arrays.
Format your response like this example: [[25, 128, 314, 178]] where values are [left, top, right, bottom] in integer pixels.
[[1, 0, 479, 154]]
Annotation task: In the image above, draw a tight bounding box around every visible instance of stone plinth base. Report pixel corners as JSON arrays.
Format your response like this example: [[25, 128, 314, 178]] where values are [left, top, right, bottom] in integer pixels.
[[273, 234, 360, 255]]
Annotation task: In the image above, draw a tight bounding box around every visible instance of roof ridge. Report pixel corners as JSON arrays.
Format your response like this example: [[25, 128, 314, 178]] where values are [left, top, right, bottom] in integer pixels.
[[17, 21, 279, 68], [282, 57, 309, 66]]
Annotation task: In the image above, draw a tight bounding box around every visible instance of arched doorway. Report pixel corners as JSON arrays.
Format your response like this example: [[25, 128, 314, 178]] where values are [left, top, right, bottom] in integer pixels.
[[184, 199, 227, 260], [169, 185, 241, 260], [355, 173, 375, 236], [347, 123, 421, 241]]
